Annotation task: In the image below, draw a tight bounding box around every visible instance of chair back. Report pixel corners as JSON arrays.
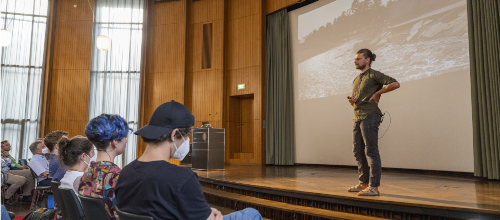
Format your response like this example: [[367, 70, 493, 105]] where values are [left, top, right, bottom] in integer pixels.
[[50, 181, 66, 218], [19, 159, 27, 166], [116, 207, 154, 220], [58, 188, 85, 220], [28, 168, 50, 189], [79, 196, 112, 220]]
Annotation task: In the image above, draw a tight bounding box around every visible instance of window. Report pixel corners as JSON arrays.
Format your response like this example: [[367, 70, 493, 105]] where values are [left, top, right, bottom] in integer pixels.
[[202, 23, 213, 69], [1, 0, 49, 159], [89, 0, 145, 167]]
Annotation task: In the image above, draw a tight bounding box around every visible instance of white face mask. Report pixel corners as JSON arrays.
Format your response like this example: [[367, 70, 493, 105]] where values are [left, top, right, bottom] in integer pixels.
[[82, 154, 91, 167], [172, 136, 190, 161], [90, 151, 97, 162], [41, 147, 49, 154]]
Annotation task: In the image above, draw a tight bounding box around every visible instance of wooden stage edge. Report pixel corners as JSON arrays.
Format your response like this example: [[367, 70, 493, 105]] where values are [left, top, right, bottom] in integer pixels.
[[191, 164, 500, 220]]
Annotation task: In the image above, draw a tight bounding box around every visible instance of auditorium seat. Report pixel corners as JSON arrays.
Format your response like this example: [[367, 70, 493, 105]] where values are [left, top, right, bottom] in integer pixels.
[[79, 196, 112, 220], [58, 188, 85, 220], [116, 207, 153, 220]]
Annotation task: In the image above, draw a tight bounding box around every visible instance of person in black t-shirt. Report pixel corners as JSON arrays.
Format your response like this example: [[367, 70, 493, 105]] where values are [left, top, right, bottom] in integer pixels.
[[115, 100, 262, 220]]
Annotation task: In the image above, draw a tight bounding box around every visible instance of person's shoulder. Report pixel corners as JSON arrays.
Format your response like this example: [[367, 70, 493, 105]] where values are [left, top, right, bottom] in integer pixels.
[[96, 161, 122, 173], [157, 162, 197, 181], [368, 68, 383, 75]]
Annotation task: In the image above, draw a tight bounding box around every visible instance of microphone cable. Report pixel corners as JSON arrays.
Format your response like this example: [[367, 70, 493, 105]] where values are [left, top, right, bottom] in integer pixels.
[[379, 111, 391, 139]]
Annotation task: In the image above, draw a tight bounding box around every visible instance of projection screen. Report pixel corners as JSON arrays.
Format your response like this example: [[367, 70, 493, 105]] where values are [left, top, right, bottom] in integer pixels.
[[290, 0, 473, 172]]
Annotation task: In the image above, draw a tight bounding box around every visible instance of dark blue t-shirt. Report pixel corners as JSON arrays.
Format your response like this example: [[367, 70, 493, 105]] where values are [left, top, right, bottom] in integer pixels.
[[49, 154, 67, 182], [115, 160, 212, 220]]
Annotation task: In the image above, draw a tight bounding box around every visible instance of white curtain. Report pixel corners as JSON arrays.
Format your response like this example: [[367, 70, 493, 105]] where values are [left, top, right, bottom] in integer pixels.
[[89, 0, 144, 167], [1, 0, 49, 160]]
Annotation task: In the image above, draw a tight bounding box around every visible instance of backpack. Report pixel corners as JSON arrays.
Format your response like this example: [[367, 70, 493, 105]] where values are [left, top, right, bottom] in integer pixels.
[[22, 208, 56, 220]]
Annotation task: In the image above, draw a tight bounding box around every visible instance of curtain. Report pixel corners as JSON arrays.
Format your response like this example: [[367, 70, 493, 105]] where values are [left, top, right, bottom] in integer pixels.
[[468, 0, 500, 180], [1, 0, 49, 160], [265, 9, 295, 165], [89, 0, 145, 167]]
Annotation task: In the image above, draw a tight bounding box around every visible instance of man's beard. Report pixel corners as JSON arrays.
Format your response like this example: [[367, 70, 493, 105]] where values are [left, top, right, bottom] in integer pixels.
[[356, 64, 366, 70]]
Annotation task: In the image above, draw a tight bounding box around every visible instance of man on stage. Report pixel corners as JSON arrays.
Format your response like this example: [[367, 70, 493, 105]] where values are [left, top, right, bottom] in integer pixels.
[[347, 49, 400, 196]]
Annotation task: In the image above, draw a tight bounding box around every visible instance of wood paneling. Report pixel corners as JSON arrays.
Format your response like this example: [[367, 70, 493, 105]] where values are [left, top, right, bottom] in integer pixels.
[[225, 0, 265, 164], [139, 0, 188, 155], [43, 0, 93, 137], [143, 0, 187, 123], [266, 0, 303, 15], [140, 0, 266, 164], [186, 0, 224, 130]]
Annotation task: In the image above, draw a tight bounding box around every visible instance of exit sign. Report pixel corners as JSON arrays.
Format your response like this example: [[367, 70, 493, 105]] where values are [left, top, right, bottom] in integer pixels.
[[238, 84, 245, 90]]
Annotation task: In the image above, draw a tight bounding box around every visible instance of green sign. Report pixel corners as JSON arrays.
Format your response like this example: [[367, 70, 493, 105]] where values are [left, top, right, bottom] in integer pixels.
[[238, 84, 245, 90]]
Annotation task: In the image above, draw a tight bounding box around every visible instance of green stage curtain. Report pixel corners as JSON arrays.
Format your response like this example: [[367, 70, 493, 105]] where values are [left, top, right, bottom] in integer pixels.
[[265, 9, 295, 165], [468, 0, 500, 179]]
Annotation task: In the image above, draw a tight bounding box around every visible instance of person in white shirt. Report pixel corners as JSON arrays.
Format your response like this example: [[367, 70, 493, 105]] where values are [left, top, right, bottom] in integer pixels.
[[58, 136, 95, 195], [28, 140, 50, 186]]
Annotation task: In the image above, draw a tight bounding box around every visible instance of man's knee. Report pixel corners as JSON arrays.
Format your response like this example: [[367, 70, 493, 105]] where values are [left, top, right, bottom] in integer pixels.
[[14, 176, 27, 185]]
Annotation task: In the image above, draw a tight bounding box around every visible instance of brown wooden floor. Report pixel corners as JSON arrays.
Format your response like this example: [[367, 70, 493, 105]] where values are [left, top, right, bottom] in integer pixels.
[[192, 164, 500, 216]]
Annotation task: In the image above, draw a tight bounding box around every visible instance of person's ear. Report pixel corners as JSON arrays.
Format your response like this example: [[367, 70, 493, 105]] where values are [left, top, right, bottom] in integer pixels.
[[112, 140, 118, 148], [171, 129, 179, 141]]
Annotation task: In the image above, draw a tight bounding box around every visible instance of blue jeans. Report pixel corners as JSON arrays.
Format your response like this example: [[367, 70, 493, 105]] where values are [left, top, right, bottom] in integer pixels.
[[353, 114, 382, 187], [223, 208, 262, 220], [1, 205, 12, 220]]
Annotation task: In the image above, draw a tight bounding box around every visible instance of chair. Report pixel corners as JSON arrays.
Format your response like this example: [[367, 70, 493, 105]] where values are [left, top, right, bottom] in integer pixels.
[[18, 159, 28, 166], [58, 188, 85, 220], [79, 196, 112, 220], [50, 181, 65, 219], [1, 171, 7, 204], [116, 207, 154, 220], [29, 168, 51, 210]]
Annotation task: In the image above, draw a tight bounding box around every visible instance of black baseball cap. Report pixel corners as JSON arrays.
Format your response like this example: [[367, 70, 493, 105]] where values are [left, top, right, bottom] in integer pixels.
[[135, 100, 195, 139]]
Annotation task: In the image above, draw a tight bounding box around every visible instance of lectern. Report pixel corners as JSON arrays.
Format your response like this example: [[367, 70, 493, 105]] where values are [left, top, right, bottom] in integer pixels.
[[192, 127, 225, 170]]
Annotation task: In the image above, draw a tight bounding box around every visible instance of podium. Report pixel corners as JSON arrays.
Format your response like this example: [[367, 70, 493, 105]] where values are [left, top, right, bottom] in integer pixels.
[[192, 127, 225, 170]]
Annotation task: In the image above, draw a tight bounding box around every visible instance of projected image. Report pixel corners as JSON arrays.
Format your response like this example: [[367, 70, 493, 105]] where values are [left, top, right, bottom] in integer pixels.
[[297, 0, 469, 100]]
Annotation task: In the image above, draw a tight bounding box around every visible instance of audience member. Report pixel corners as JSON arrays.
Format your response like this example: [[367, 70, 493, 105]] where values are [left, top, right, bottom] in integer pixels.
[[115, 101, 262, 220], [28, 140, 51, 186], [58, 136, 95, 195], [1, 141, 35, 203], [1, 140, 29, 170], [1, 160, 33, 203], [79, 114, 132, 220], [44, 131, 69, 182]]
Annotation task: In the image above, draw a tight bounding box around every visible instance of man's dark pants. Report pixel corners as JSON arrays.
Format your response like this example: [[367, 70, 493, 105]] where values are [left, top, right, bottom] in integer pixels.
[[353, 114, 382, 187]]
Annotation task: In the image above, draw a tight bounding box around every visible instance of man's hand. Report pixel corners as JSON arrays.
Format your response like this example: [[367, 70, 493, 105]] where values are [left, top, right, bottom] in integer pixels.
[[21, 165, 29, 169], [41, 171, 49, 177], [207, 208, 223, 220], [369, 93, 381, 104], [211, 208, 223, 220], [348, 97, 357, 106]]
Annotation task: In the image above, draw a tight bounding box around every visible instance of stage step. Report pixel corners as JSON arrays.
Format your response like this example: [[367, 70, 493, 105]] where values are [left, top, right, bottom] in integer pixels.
[[198, 178, 500, 220], [203, 186, 384, 220]]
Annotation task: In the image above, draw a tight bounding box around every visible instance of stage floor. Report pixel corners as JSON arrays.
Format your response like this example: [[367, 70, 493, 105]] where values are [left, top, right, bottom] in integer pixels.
[[192, 164, 500, 216]]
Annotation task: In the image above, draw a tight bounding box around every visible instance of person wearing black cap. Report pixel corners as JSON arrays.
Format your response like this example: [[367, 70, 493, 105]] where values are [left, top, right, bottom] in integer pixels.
[[115, 100, 262, 220]]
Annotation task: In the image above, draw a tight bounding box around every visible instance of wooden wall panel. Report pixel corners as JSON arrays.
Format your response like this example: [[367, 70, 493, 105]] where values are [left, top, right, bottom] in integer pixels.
[[43, 0, 93, 137], [225, 0, 265, 164], [266, 0, 303, 15], [139, 0, 187, 155], [143, 0, 187, 122], [186, 0, 224, 129], [141, 0, 266, 164]]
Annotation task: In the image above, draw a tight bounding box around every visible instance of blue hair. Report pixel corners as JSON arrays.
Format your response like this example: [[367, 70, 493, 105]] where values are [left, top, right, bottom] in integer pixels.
[[85, 114, 133, 150]]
